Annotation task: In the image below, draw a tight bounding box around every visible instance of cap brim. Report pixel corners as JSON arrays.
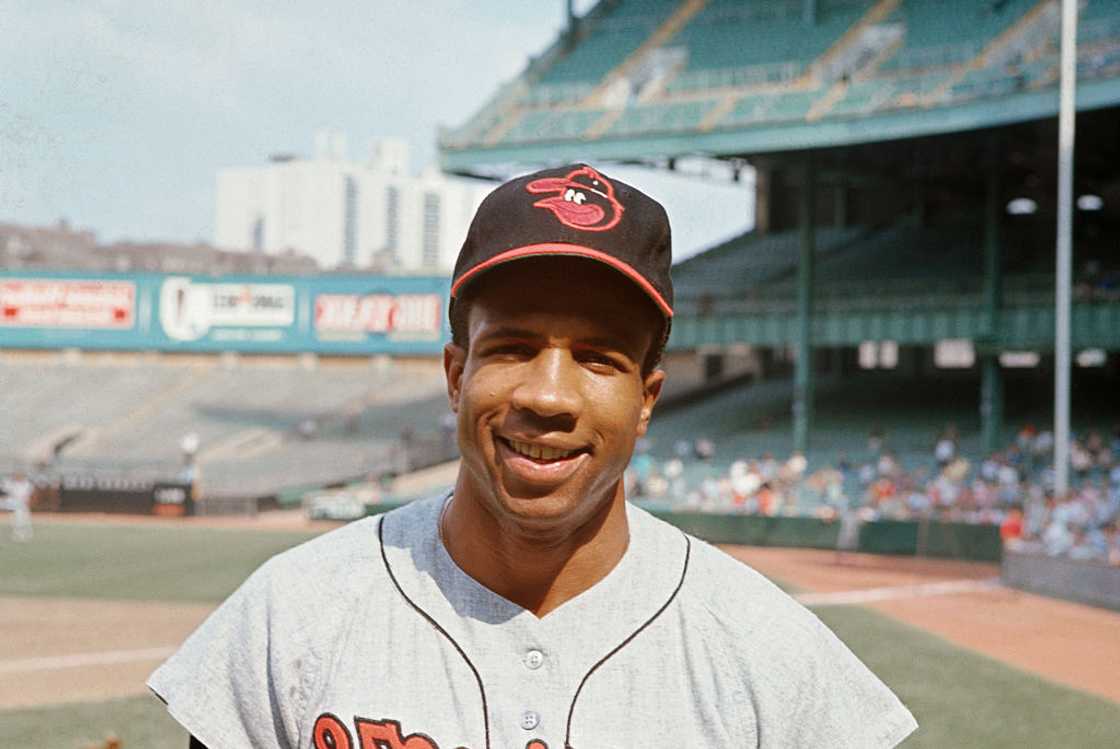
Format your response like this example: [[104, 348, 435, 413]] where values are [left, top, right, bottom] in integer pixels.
[[450, 243, 673, 318]]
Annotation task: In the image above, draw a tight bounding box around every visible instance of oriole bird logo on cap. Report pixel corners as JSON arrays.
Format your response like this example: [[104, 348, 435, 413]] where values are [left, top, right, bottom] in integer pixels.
[[526, 165, 624, 232]]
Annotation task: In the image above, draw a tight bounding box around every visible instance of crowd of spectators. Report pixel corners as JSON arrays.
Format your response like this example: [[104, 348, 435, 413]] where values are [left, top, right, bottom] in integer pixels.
[[627, 424, 1120, 566]]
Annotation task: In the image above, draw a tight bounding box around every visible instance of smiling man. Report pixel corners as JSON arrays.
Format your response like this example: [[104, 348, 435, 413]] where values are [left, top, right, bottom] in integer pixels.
[[150, 164, 917, 749]]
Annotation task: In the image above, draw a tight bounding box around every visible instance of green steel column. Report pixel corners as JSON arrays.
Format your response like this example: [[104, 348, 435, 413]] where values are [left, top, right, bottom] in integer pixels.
[[981, 166, 1004, 453], [833, 175, 847, 228], [804, 0, 818, 25], [794, 158, 816, 455]]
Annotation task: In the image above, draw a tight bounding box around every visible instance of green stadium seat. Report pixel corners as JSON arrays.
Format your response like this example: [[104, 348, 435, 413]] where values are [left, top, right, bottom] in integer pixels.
[[882, 0, 1040, 72], [605, 99, 717, 137], [538, 0, 681, 85]]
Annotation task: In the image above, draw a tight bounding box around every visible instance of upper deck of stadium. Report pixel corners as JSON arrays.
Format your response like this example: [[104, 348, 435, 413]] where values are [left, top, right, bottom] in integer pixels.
[[440, 0, 1120, 169]]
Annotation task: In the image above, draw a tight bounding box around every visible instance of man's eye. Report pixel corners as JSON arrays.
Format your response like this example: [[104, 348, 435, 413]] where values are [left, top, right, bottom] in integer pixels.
[[579, 351, 621, 369], [488, 343, 534, 357]]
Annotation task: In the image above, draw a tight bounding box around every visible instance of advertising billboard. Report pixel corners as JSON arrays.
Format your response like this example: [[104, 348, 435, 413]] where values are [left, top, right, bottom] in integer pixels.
[[158, 277, 296, 344], [0, 277, 135, 329], [0, 271, 450, 355]]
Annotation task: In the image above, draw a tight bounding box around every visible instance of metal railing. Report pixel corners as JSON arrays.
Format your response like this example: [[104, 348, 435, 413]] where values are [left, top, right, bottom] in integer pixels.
[[672, 273, 1089, 316], [889, 41, 983, 70], [669, 61, 804, 91], [520, 82, 596, 107]]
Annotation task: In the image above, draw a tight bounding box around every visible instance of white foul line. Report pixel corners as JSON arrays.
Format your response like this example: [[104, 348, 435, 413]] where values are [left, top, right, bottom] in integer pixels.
[[0, 646, 177, 674], [795, 577, 1003, 607]]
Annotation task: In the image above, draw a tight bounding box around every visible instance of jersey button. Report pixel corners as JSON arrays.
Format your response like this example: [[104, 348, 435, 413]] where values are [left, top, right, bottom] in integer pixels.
[[524, 649, 545, 670], [520, 710, 540, 730]]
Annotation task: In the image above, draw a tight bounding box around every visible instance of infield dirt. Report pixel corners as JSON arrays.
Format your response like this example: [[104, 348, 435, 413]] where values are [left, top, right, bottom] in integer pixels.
[[723, 546, 1120, 704]]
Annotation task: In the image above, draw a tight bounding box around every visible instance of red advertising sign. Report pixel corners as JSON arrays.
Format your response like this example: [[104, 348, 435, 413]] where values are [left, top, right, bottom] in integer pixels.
[[0, 279, 135, 329], [314, 293, 441, 337]]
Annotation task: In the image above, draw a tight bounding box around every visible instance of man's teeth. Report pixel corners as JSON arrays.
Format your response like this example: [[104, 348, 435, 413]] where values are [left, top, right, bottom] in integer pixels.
[[508, 439, 576, 461]]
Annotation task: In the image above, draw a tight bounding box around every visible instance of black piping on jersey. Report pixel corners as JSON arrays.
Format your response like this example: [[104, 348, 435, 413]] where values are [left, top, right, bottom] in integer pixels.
[[563, 533, 691, 749], [378, 517, 493, 748], [378, 512, 692, 749]]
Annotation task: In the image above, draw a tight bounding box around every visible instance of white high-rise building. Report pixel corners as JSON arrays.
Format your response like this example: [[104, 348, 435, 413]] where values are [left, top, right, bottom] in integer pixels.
[[214, 132, 492, 272]]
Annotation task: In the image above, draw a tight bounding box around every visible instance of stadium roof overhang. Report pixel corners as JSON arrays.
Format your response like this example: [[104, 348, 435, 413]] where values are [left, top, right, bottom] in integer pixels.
[[440, 77, 1120, 175]]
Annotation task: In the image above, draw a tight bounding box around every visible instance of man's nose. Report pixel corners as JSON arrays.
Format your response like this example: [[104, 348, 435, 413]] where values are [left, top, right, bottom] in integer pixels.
[[511, 348, 583, 421]]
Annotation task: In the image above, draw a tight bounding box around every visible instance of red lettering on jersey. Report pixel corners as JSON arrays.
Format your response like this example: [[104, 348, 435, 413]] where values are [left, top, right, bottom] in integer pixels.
[[354, 718, 439, 749], [313, 713, 354, 749]]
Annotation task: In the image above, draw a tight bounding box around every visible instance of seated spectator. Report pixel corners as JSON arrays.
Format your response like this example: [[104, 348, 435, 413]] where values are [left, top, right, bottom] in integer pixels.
[[759, 452, 779, 483], [858, 462, 876, 488], [934, 428, 958, 469], [1067, 530, 1103, 562], [877, 451, 899, 480], [1043, 518, 1075, 556], [1000, 507, 1023, 543], [693, 437, 715, 461], [980, 454, 1000, 483], [1033, 430, 1054, 459], [1071, 440, 1094, 478]]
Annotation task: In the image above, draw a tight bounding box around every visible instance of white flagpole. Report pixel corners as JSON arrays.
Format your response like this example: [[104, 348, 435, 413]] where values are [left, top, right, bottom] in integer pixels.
[[1054, 0, 1078, 495]]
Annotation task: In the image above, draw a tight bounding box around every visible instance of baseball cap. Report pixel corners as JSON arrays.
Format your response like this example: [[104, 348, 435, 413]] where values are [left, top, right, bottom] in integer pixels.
[[451, 164, 674, 320]]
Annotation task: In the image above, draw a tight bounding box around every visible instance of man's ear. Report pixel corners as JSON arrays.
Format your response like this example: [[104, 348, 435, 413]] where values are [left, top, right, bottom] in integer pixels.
[[636, 367, 665, 437], [444, 342, 466, 413]]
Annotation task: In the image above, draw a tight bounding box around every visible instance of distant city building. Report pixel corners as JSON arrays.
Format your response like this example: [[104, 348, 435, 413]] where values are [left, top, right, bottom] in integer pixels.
[[0, 219, 319, 276], [215, 132, 492, 273]]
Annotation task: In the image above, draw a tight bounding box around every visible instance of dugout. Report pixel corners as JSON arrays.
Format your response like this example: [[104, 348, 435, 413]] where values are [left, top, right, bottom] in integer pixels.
[[48, 474, 195, 516]]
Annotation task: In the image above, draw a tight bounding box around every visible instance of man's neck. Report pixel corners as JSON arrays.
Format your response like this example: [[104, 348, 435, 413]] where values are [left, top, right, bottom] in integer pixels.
[[440, 482, 630, 618]]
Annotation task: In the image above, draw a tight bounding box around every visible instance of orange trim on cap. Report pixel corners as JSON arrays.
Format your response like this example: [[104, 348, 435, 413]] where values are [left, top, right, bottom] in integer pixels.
[[451, 243, 673, 318]]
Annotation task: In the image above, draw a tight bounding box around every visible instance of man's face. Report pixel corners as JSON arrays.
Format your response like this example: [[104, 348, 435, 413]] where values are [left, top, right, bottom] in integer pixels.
[[445, 258, 664, 531]]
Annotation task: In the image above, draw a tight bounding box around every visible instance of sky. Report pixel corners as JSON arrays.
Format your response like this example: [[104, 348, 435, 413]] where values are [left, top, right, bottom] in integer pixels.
[[0, 1, 753, 261]]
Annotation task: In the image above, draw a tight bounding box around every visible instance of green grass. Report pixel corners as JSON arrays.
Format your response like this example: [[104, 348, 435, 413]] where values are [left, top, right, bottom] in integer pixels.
[[1, 523, 1118, 747], [0, 522, 319, 602], [817, 606, 1120, 748], [0, 696, 187, 749]]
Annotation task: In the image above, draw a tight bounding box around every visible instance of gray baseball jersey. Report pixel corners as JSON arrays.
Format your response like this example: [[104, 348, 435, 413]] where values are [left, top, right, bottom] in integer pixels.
[[149, 494, 917, 748]]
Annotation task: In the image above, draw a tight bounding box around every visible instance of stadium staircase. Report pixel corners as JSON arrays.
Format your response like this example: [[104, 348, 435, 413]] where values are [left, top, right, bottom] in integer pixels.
[[806, 0, 903, 120], [926, 0, 1058, 104], [588, 0, 708, 103]]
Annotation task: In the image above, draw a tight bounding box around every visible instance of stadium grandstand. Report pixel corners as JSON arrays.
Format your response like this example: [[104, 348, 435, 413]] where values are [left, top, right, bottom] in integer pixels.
[[431, 0, 1120, 561], [440, 0, 1120, 457], [0, 352, 451, 504], [440, 0, 1120, 159]]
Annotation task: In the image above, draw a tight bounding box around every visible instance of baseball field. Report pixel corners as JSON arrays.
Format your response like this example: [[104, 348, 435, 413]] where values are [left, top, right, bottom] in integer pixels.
[[2, 512, 1118, 748]]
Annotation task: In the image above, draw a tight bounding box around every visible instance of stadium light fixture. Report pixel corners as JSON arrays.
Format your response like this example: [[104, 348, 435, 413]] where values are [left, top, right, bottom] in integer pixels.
[[1076, 194, 1103, 211], [999, 351, 1041, 368], [934, 339, 975, 369], [1006, 197, 1038, 215], [1075, 349, 1106, 367]]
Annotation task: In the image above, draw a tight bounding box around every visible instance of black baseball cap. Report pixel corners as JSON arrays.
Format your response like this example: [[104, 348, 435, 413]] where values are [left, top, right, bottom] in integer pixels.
[[451, 164, 674, 320]]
